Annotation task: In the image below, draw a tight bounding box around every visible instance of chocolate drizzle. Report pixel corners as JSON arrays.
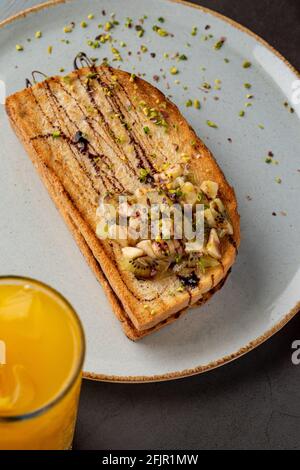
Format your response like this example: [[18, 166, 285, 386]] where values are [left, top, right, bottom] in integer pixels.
[[101, 67, 157, 178], [73, 131, 89, 153], [69, 55, 157, 186], [73, 52, 94, 70], [43, 80, 124, 192], [25, 70, 48, 88], [228, 235, 238, 253]]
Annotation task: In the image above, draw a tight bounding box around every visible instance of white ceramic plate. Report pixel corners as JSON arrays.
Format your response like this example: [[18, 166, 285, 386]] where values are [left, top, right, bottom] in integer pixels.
[[0, 0, 299, 382]]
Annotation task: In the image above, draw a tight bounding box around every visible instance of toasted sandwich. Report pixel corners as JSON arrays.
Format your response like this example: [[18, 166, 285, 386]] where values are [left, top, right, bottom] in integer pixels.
[[6, 65, 240, 340]]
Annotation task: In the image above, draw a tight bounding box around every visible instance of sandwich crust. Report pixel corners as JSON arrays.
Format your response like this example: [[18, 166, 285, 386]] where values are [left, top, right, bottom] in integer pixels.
[[5, 65, 240, 339]]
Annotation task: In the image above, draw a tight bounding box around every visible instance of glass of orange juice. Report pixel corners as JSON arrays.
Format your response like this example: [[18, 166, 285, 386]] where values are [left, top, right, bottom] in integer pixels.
[[0, 276, 85, 450]]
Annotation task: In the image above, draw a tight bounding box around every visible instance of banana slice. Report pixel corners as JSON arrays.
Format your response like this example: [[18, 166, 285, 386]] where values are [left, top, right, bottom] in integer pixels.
[[204, 208, 217, 228], [200, 181, 219, 199], [181, 182, 198, 204], [122, 247, 144, 260], [206, 229, 222, 259]]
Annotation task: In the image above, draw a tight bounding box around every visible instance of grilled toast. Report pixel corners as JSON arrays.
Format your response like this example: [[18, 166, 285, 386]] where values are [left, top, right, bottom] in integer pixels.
[[5, 65, 240, 340]]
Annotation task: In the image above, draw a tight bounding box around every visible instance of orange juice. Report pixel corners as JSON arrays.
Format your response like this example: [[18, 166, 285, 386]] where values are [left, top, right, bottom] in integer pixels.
[[0, 277, 85, 450]]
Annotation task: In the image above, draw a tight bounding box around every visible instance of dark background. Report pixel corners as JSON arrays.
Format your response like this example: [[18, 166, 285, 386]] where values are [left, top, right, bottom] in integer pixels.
[[0, 0, 298, 452], [73, 0, 300, 451]]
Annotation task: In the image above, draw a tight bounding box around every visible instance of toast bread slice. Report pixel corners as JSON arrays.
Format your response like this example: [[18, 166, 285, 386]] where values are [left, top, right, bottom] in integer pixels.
[[5, 65, 240, 339]]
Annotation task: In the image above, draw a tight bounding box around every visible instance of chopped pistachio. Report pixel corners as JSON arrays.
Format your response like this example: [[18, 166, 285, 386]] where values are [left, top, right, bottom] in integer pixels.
[[194, 99, 201, 109], [104, 21, 113, 31], [52, 130, 61, 138], [120, 41, 126, 47], [158, 17, 165, 23], [258, 124, 265, 129], [81, 21, 88, 28], [191, 26, 198, 36], [143, 126, 151, 135], [202, 82, 211, 90], [88, 14, 94, 20], [206, 120, 218, 128], [63, 25, 73, 33], [125, 17, 133, 28], [244, 83, 252, 89], [214, 38, 226, 50], [163, 52, 169, 59], [59, 67, 65, 73], [153, 25, 169, 37], [178, 54, 187, 61], [265, 157, 272, 164], [130, 73, 136, 82], [141, 45, 148, 53], [88, 40, 100, 49], [239, 110, 245, 117], [86, 72, 98, 79], [47, 45, 53, 54], [63, 75, 72, 85], [139, 168, 150, 183], [15, 44, 24, 51], [170, 66, 178, 75], [246, 94, 254, 99], [245, 102, 252, 107], [111, 46, 120, 54], [185, 99, 193, 107], [224, 58, 230, 63], [243, 61, 252, 69], [275, 177, 282, 184], [35, 31, 42, 39]]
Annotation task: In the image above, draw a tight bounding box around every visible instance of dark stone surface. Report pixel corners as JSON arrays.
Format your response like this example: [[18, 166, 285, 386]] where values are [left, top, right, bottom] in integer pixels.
[[71, 0, 300, 450], [75, 315, 300, 450], [185, 0, 300, 71]]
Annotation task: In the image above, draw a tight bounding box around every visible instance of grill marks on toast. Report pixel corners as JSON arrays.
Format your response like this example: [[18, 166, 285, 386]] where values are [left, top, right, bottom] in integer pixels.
[[53, 77, 131, 188], [28, 69, 173, 199], [110, 71, 168, 165], [44, 80, 125, 193]]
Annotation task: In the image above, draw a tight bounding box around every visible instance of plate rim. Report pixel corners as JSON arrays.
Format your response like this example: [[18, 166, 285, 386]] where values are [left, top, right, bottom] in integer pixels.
[[1, 0, 299, 383]]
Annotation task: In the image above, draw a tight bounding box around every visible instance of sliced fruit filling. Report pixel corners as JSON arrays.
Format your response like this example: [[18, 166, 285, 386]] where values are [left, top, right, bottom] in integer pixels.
[[96, 162, 233, 281]]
